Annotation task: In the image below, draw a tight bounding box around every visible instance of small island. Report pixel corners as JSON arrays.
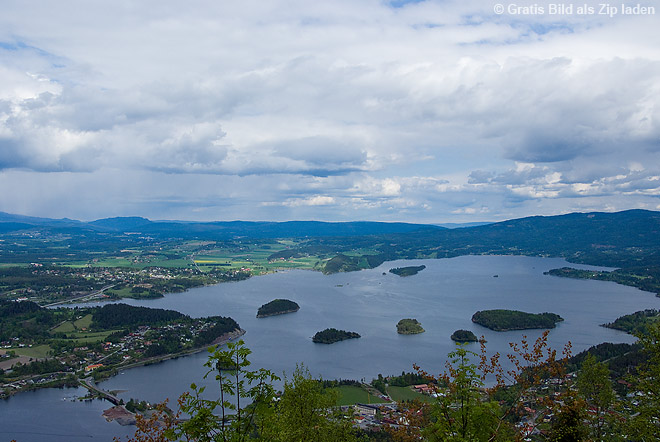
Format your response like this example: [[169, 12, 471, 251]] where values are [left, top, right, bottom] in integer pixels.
[[389, 265, 426, 277], [312, 328, 361, 344], [256, 299, 300, 318], [451, 329, 479, 342], [471, 309, 563, 331], [397, 318, 425, 334]]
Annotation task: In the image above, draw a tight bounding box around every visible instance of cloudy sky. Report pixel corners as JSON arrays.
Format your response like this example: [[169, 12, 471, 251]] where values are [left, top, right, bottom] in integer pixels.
[[1, 0, 659, 223]]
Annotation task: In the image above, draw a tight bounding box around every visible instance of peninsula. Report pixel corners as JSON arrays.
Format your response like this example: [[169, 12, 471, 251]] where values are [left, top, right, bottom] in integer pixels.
[[0, 301, 243, 398], [397, 318, 425, 334], [471, 309, 563, 331], [602, 309, 660, 335], [312, 328, 361, 344], [257, 299, 300, 318]]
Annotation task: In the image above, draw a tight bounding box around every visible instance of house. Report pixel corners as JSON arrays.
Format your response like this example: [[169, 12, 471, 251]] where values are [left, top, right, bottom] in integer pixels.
[[414, 384, 432, 393], [85, 363, 104, 372], [355, 403, 380, 416]]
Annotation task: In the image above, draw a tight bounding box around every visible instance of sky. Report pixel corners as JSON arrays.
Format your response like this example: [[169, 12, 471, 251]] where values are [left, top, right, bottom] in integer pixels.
[[0, 0, 659, 223]]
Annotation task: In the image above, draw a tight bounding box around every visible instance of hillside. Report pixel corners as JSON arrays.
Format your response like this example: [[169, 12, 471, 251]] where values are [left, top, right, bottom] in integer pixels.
[[2, 210, 660, 281]]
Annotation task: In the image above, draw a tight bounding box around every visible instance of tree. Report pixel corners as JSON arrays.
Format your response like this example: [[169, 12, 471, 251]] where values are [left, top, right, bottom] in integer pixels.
[[422, 345, 509, 442], [482, 330, 572, 439], [547, 397, 588, 442], [262, 364, 361, 442], [114, 401, 178, 442], [170, 339, 279, 442], [120, 342, 359, 442], [390, 331, 572, 442], [576, 353, 615, 440], [389, 345, 513, 442], [624, 322, 660, 440]]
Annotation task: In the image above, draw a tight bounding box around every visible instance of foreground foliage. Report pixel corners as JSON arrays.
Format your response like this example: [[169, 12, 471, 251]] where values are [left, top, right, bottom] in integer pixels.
[[118, 340, 362, 442], [119, 323, 660, 442]]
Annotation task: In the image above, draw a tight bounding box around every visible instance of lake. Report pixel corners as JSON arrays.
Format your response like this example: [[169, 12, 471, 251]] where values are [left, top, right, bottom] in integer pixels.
[[2, 255, 658, 441]]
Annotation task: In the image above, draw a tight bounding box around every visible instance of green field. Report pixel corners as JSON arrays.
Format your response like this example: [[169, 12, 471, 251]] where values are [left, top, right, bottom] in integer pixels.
[[52, 314, 93, 333], [104, 286, 137, 298], [386, 385, 434, 403], [66, 330, 115, 344], [192, 245, 325, 274], [52, 321, 76, 333], [33, 238, 368, 277], [13, 345, 52, 359], [73, 314, 93, 329], [334, 385, 389, 406]]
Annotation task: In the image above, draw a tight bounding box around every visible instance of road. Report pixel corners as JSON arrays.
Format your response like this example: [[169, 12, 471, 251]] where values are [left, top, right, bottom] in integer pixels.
[[43, 284, 116, 307]]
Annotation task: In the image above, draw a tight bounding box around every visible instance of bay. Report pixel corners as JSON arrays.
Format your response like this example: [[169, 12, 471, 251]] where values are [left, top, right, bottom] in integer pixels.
[[2, 255, 658, 441]]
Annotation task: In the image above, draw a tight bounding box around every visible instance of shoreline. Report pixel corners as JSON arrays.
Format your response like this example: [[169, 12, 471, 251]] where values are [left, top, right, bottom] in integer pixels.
[[0, 329, 247, 400], [256, 308, 299, 318], [37, 255, 631, 307], [111, 328, 247, 372]]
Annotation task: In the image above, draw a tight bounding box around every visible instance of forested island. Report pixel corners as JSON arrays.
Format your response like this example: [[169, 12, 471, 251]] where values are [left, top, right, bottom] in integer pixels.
[[389, 265, 426, 277], [312, 328, 361, 344], [396, 318, 425, 334], [450, 329, 479, 342], [256, 299, 300, 317], [471, 309, 564, 331]]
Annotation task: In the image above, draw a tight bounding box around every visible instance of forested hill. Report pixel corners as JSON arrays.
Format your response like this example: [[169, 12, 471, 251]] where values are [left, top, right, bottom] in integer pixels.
[[2, 209, 660, 269], [91, 303, 187, 328], [0, 212, 438, 239], [358, 209, 660, 268]]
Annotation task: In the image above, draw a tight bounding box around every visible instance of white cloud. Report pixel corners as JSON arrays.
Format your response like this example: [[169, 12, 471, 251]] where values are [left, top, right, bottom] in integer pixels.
[[281, 195, 337, 207], [0, 0, 658, 221]]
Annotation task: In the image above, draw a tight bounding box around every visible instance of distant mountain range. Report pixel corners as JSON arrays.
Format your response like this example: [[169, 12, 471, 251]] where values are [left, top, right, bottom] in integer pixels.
[[1, 209, 660, 270], [0, 211, 440, 239]]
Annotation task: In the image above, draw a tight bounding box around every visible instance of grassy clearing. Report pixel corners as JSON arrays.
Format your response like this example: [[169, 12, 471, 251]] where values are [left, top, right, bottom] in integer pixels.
[[105, 286, 135, 298], [386, 386, 434, 403], [73, 314, 93, 329], [52, 321, 76, 333], [67, 331, 114, 344], [334, 386, 389, 406], [13, 345, 52, 359], [93, 258, 134, 267]]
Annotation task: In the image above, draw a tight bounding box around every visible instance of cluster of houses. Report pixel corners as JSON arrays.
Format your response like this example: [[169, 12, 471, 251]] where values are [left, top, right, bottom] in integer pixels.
[[344, 372, 592, 438], [1, 317, 221, 399]]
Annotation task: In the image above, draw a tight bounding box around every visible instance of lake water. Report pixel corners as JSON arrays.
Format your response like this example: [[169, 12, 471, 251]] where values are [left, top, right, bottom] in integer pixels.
[[2, 255, 659, 441]]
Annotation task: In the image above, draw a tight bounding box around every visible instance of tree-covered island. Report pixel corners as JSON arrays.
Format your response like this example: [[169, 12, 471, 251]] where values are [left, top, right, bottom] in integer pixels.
[[312, 328, 360, 344], [256, 299, 300, 318], [450, 329, 479, 342], [471, 309, 564, 331], [389, 265, 426, 277], [396, 318, 425, 334]]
